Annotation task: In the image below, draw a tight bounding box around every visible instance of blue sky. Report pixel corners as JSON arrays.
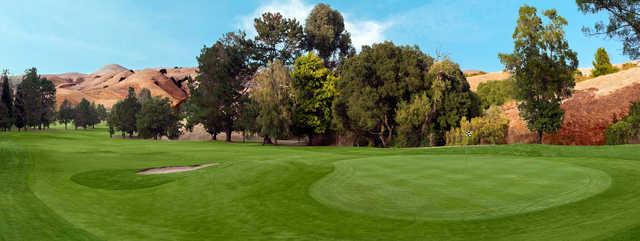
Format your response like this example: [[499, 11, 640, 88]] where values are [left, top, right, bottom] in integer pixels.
[[0, 0, 628, 74]]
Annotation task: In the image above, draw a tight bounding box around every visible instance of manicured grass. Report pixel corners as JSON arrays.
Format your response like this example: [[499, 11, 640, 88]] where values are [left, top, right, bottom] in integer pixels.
[[1, 127, 640, 240]]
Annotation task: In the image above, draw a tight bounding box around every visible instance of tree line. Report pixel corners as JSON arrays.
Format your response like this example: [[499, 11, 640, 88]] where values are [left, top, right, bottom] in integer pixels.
[[0, 68, 56, 131]]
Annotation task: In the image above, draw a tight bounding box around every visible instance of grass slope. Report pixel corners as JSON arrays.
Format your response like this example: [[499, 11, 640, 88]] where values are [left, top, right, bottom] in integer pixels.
[[1, 126, 640, 240]]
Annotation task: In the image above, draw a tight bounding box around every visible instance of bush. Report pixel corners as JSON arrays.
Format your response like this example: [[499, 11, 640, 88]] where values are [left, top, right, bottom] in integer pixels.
[[476, 79, 516, 109], [605, 101, 640, 145], [605, 121, 633, 145], [592, 48, 618, 77], [445, 106, 509, 146], [621, 62, 637, 71]]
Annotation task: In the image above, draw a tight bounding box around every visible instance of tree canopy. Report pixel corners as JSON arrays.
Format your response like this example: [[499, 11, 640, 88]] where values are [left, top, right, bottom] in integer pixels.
[[499, 6, 578, 144], [577, 0, 640, 59], [253, 60, 293, 145], [592, 47, 617, 77], [291, 52, 336, 145], [0, 70, 13, 131], [254, 12, 305, 66], [304, 3, 354, 66]]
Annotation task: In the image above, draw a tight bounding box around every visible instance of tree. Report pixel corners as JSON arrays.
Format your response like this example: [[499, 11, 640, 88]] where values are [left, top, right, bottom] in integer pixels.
[[73, 98, 92, 129], [0, 70, 13, 131], [119, 87, 141, 137], [334, 42, 433, 147], [592, 47, 618, 77], [253, 60, 293, 145], [235, 98, 259, 143], [88, 102, 100, 128], [499, 6, 578, 144], [13, 87, 26, 131], [577, 0, 640, 59], [476, 79, 516, 109], [108, 102, 122, 138], [254, 12, 305, 66], [291, 52, 336, 145], [58, 99, 74, 130], [304, 3, 354, 66], [189, 31, 257, 142], [16, 68, 43, 130], [445, 106, 510, 146], [96, 104, 107, 122], [136, 96, 179, 140], [395, 92, 432, 147], [39, 76, 56, 129]]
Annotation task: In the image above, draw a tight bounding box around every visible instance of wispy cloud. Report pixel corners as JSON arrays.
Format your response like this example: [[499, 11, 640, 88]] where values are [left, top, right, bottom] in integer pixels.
[[237, 0, 392, 50]]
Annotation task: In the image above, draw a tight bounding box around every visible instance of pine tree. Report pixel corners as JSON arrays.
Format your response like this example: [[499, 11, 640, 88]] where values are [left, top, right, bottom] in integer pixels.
[[592, 48, 617, 77], [74, 98, 92, 129], [0, 70, 13, 131], [57, 99, 74, 130]]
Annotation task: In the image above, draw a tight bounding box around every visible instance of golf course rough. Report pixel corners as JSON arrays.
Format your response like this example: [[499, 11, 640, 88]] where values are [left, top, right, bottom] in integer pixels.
[[2, 126, 640, 241]]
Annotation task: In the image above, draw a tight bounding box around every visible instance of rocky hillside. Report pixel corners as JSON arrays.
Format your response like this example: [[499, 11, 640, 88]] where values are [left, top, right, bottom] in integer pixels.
[[48, 64, 196, 108], [468, 62, 640, 145]]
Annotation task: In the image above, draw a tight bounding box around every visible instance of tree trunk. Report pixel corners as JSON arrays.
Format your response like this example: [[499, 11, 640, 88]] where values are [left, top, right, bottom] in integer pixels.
[[225, 129, 232, 142], [212, 134, 217, 140], [307, 134, 314, 146], [537, 130, 543, 144], [263, 135, 273, 145], [242, 130, 246, 143], [64, 122, 67, 130]]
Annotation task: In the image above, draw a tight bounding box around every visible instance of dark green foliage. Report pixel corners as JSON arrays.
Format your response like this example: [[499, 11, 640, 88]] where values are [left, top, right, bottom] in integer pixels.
[[136, 97, 179, 140], [57, 99, 74, 130], [291, 52, 336, 145], [499, 6, 578, 144], [95, 104, 107, 122], [304, 3, 354, 66], [253, 12, 305, 65], [605, 101, 640, 145], [0, 70, 13, 131], [73, 98, 93, 129], [188, 31, 257, 142], [577, 0, 640, 59], [476, 79, 516, 109], [334, 42, 478, 147], [592, 47, 618, 77], [119, 87, 141, 136], [395, 92, 432, 147], [13, 68, 56, 130], [235, 98, 259, 142]]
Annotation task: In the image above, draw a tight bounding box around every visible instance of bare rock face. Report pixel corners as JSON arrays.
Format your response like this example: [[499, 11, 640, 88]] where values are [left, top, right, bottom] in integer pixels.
[[53, 64, 197, 108]]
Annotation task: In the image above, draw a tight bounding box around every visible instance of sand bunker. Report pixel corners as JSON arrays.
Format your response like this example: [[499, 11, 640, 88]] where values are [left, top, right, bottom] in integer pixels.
[[137, 163, 217, 175]]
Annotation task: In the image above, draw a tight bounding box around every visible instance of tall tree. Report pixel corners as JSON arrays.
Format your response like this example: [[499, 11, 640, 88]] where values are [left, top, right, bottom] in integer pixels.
[[0, 70, 13, 131], [57, 99, 74, 130], [499, 6, 578, 144], [190, 31, 257, 142], [96, 104, 108, 122], [16, 68, 43, 129], [136, 96, 179, 140], [253, 60, 293, 145], [73, 98, 92, 129], [254, 12, 305, 65], [577, 0, 640, 59], [291, 52, 336, 145], [88, 102, 99, 128], [592, 47, 617, 77], [39, 76, 56, 129], [119, 87, 141, 137], [304, 3, 354, 66]]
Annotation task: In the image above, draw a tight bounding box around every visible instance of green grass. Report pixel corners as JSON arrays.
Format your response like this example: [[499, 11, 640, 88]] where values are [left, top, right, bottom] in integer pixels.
[[1, 126, 640, 240]]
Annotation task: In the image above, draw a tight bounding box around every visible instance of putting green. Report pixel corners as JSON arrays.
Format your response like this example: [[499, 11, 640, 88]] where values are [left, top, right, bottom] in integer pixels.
[[310, 155, 611, 220]]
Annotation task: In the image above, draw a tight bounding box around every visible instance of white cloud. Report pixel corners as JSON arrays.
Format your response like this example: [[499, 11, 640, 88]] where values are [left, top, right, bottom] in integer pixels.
[[238, 0, 391, 50]]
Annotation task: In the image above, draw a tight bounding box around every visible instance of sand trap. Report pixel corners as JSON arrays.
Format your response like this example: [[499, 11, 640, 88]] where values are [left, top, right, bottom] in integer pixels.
[[137, 163, 217, 175]]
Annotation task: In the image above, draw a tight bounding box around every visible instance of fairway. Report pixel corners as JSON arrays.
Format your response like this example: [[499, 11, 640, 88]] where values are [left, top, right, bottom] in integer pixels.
[[2, 127, 640, 241]]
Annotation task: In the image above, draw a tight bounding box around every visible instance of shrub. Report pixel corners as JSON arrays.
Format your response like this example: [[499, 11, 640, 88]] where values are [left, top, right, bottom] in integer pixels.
[[395, 92, 432, 147], [445, 106, 509, 145], [592, 48, 618, 77], [621, 62, 638, 71], [605, 101, 640, 145], [476, 79, 516, 109]]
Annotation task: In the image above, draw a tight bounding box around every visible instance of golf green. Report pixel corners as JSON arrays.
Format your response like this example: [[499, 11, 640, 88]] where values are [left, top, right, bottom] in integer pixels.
[[2, 127, 640, 240], [311, 155, 611, 220]]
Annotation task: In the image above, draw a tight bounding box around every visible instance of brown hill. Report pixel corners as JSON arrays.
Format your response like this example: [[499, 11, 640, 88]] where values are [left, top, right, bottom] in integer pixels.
[[53, 65, 196, 108], [503, 65, 640, 145]]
